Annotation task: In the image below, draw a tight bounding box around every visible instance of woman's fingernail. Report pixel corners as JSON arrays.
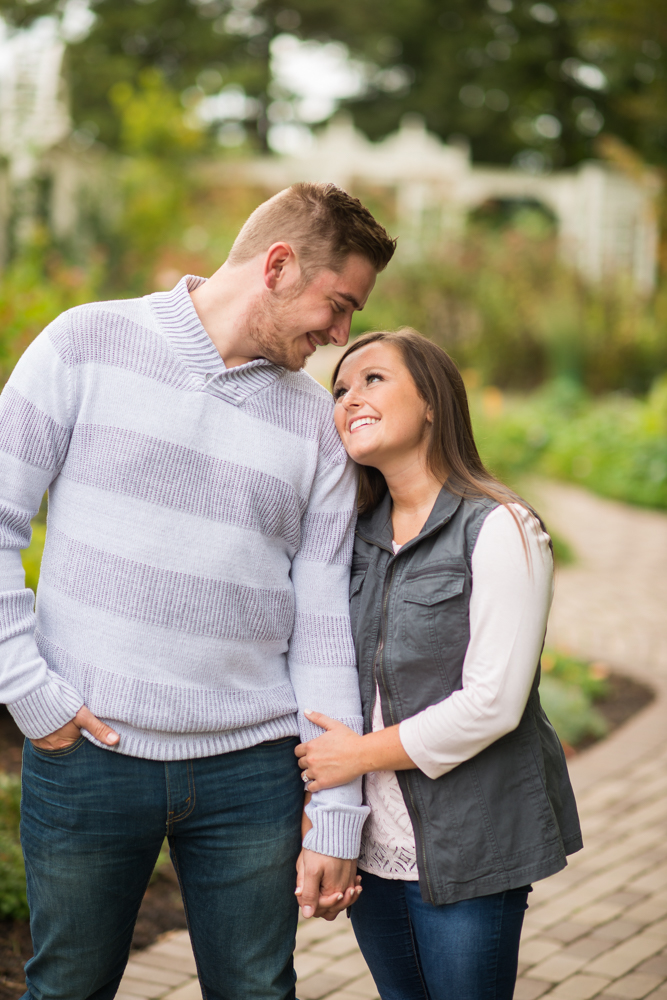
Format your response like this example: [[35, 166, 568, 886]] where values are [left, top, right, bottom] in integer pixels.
[[336, 893, 344, 901], [303, 906, 314, 918], [304, 709, 313, 715], [107, 734, 118, 743], [294, 887, 302, 895]]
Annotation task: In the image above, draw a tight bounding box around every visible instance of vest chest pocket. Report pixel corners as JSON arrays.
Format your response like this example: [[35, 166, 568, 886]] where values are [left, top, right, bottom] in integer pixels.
[[400, 568, 467, 649]]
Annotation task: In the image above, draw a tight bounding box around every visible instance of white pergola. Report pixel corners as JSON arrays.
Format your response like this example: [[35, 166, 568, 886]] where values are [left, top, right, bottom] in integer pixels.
[[218, 116, 661, 293]]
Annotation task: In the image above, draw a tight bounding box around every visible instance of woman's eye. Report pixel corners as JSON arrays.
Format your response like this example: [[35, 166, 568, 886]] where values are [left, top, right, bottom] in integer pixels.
[[366, 373, 383, 385], [333, 387, 347, 400]]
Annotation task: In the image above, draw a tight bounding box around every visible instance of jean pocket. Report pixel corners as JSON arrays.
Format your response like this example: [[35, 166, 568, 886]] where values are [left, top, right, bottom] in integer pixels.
[[261, 736, 299, 747], [28, 735, 86, 758]]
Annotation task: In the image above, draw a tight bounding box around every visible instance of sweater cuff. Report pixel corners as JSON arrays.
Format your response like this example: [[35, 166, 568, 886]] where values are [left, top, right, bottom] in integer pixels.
[[7, 678, 84, 739], [399, 716, 443, 780], [303, 802, 370, 859]]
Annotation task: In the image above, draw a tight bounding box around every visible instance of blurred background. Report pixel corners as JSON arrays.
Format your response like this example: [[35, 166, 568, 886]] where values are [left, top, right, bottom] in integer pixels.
[[0, 0, 665, 517], [1, 1, 667, 989]]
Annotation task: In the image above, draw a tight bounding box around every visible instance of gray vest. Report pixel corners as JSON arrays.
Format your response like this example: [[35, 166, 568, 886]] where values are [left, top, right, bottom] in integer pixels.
[[351, 485, 583, 905]]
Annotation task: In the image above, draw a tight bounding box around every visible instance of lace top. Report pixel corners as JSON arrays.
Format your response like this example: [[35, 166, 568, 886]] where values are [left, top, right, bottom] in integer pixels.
[[358, 681, 419, 880], [358, 541, 419, 881]]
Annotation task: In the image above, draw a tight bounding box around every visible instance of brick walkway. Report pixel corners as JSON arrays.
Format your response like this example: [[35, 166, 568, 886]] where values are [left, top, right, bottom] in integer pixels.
[[117, 481, 667, 1000]]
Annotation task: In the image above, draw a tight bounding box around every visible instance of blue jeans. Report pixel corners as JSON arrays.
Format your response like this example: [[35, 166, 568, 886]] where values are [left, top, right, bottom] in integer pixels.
[[351, 872, 530, 1000], [20, 734, 304, 1000]]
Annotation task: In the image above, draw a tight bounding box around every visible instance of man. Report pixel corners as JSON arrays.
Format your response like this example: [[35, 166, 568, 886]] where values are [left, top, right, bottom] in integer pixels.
[[0, 182, 396, 1000]]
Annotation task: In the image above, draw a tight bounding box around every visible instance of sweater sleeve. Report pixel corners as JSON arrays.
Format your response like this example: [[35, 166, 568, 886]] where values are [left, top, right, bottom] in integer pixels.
[[0, 318, 84, 737], [399, 504, 553, 780], [288, 421, 369, 859]]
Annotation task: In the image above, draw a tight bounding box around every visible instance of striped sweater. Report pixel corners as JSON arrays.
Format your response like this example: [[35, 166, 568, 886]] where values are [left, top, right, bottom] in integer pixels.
[[0, 275, 368, 857]]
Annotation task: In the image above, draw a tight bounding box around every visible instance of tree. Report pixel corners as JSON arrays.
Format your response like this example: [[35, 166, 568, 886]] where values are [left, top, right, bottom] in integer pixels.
[[0, 0, 665, 168]]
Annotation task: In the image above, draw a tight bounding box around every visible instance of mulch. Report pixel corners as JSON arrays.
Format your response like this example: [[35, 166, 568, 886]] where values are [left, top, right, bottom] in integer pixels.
[[0, 671, 655, 1000]]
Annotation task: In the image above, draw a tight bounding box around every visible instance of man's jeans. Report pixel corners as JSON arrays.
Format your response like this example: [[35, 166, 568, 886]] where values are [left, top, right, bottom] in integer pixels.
[[20, 734, 304, 1000], [351, 871, 530, 1000]]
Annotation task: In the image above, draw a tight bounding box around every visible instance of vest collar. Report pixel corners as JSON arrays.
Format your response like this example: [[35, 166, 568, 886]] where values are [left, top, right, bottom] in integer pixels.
[[149, 275, 283, 405], [356, 483, 463, 553]]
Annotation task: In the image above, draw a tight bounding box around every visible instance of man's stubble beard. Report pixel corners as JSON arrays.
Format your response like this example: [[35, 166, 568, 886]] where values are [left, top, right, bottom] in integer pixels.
[[241, 289, 310, 373]]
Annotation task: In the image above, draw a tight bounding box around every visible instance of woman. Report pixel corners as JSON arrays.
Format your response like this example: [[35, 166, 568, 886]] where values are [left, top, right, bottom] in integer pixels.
[[296, 330, 582, 1000]]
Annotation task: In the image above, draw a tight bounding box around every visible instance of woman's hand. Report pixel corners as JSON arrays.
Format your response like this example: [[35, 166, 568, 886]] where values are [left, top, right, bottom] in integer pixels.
[[296, 710, 417, 790], [295, 712, 364, 791]]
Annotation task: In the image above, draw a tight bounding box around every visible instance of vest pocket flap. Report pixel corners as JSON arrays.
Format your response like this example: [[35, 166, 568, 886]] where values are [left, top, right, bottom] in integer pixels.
[[350, 571, 367, 598], [403, 570, 465, 605]]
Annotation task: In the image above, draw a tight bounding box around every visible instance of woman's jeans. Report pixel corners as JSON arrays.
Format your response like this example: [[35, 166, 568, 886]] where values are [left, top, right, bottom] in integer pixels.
[[20, 734, 304, 1000], [351, 871, 530, 1000]]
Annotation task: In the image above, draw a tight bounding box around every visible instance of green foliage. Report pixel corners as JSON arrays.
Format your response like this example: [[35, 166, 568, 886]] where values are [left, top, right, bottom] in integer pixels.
[[2, 0, 666, 171], [110, 70, 205, 159], [150, 839, 171, 884], [22, 523, 45, 596], [0, 252, 103, 389], [539, 649, 609, 748], [0, 775, 28, 922], [471, 376, 667, 510], [358, 230, 667, 395], [353, 229, 667, 392]]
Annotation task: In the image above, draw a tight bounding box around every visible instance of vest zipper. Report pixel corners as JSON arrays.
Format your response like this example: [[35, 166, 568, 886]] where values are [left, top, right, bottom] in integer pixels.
[[404, 775, 435, 904], [374, 559, 436, 905]]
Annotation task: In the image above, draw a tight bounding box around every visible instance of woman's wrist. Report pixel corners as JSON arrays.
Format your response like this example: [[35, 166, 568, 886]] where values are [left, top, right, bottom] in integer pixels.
[[358, 726, 416, 774]]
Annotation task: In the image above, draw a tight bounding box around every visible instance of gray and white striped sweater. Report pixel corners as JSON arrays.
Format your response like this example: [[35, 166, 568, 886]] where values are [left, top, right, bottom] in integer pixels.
[[0, 275, 368, 857]]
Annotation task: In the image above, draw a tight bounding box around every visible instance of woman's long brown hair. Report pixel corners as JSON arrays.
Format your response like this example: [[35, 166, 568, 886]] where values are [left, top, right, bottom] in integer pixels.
[[331, 329, 538, 533]]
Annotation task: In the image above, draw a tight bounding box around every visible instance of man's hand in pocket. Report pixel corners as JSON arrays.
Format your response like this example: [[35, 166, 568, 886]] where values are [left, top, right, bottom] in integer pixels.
[[30, 707, 119, 751]]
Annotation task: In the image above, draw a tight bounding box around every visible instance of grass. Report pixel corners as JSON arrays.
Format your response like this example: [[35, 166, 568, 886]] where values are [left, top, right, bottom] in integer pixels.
[[0, 775, 28, 921]]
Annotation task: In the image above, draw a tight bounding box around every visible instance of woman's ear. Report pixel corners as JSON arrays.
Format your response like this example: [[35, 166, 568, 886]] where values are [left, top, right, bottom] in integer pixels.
[[425, 406, 434, 425]]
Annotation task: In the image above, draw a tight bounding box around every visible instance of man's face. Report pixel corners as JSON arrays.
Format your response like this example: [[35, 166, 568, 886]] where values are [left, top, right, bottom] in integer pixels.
[[249, 254, 378, 372]]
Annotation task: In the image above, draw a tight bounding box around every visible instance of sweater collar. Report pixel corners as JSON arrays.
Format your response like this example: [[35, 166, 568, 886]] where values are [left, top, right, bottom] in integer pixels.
[[356, 483, 462, 553], [149, 274, 283, 405]]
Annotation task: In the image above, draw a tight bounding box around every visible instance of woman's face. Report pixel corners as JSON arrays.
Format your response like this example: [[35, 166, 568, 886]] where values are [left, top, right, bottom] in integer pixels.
[[333, 342, 432, 472]]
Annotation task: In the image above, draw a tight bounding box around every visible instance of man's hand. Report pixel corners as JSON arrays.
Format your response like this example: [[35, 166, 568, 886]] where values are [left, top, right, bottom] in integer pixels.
[[295, 848, 361, 920], [30, 706, 119, 751]]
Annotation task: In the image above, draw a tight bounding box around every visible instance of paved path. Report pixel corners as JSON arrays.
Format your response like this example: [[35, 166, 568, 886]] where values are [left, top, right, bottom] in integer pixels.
[[117, 482, 667, 1000]]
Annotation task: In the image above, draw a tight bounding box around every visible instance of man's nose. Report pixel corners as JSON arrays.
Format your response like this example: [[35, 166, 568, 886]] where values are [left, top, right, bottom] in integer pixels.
[[328, 316, 352, 347]]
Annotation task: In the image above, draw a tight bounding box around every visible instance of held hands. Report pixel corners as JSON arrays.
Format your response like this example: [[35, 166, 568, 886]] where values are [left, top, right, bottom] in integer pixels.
[[295, 803, 361, 920], [30, 706, 119, 751], [295, 711, 365, 792], [295, 849, 362, 920]]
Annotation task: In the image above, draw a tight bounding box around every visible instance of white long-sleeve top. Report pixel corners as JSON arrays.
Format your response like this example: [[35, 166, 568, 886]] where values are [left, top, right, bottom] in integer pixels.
[[358, 503, 554, 880]]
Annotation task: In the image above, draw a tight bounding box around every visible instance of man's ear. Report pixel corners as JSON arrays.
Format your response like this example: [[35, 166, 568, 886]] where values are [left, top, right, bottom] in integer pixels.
[[264, 242, 295, 290]]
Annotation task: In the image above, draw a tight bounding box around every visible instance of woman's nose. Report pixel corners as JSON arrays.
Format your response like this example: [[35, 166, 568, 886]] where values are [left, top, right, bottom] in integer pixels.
[[342, 389, 362, 409]]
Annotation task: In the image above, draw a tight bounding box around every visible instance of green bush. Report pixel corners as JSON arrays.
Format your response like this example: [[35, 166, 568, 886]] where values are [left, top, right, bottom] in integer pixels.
[[0, 775, 28, 921], [0, 253, 103, 391], [471, 376, 667, 511], [538, 649, 609, 748]]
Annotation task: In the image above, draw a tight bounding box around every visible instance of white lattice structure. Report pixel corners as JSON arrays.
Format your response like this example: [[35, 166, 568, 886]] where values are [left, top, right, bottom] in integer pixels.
[[216, 116, 661, 293], [0, 17, 70, 182]]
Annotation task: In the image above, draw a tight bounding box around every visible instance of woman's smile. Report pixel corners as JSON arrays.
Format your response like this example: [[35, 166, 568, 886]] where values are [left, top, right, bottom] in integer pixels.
[[334, 342, 432, 474], [349, 416, 380, 433]]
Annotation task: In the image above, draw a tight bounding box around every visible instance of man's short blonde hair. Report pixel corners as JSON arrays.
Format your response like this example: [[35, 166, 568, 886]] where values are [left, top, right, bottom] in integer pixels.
[[227, 182, 396, 278]]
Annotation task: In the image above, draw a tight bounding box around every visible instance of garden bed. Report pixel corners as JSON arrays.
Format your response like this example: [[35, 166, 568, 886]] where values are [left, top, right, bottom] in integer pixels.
[[0, 669, 655, 999]]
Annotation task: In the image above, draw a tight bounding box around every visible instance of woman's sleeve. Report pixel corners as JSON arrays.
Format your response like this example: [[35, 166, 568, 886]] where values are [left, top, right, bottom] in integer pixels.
[[398, 504, 554, 780]]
